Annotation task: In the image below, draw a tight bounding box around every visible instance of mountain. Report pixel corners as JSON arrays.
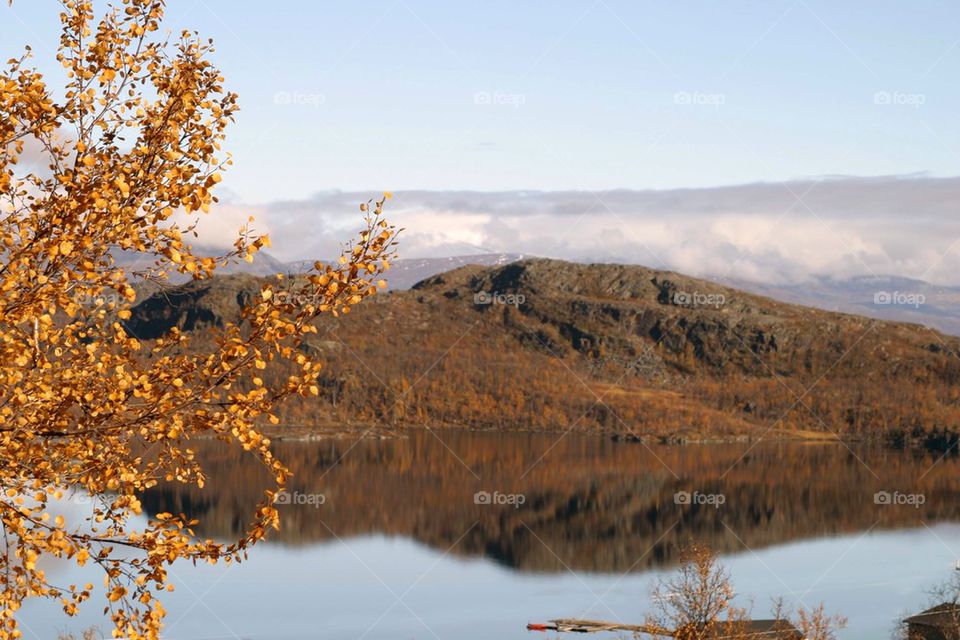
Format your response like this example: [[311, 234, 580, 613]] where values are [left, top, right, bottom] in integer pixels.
[[286, 253, 526, 290], [720, 274, 960, 336], [124, 258, 960, 446], [117, 248, 960, 337], [111, 245, 290, 282], [314, 254, 960, 337]]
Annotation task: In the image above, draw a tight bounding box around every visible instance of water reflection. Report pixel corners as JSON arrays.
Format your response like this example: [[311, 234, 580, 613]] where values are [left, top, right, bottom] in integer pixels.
[[141, 431, 960, 573]]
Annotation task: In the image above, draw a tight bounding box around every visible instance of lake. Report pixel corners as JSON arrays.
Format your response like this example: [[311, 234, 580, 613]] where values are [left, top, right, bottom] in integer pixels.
[[19, 430, 960, 639]]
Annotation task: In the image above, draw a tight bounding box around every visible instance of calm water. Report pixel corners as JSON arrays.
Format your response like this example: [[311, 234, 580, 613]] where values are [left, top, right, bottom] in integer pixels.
[[19, 431, 960, 639]]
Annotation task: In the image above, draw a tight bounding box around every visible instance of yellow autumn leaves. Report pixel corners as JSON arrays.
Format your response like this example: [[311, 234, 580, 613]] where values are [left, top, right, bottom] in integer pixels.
[[0, 1, 396, 639]]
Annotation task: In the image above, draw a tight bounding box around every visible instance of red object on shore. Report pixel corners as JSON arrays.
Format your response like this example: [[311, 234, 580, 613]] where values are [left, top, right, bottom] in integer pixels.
[[527, 623, 552, 631]]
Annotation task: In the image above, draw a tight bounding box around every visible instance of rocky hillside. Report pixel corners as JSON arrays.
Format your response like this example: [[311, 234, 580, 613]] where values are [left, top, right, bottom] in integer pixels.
[[124, 259, 960, 445]]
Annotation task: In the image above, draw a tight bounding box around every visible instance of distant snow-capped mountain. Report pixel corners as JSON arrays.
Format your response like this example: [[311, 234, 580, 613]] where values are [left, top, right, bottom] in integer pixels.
[[285, 253, 527, 290], [716, 274, 960, 336]]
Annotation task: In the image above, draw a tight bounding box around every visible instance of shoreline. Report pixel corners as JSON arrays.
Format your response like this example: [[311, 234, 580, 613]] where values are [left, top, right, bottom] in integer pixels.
[[242, 421, 926, 450], [204, 421, 956, 455]]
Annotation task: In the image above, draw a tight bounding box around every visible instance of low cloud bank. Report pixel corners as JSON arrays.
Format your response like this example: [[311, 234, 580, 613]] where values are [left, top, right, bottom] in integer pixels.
[[200, 174, 960, 286]]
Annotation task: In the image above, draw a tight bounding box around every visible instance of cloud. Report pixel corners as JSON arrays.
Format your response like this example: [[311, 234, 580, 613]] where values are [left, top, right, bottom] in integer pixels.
[[170, 202, 273, 251], [201, 175, 960, 286]]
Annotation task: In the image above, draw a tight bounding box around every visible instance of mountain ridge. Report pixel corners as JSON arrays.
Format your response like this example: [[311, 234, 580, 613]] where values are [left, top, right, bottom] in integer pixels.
[[124, 258, 960, 448], [116, 247, 960, 335]]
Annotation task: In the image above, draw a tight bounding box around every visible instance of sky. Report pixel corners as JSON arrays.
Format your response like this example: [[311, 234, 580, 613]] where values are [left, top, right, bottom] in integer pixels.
[[3, 1, 960, 283]]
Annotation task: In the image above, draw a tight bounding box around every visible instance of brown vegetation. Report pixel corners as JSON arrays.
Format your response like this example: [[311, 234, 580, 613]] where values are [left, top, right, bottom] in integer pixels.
[[644, 543, 843, 639], [647, 542, 751, 639], [127, 259, 960, 446]]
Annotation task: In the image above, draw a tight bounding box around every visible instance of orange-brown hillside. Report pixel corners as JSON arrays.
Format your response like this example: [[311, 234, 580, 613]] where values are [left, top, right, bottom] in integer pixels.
[[125, 258, 960, 446]]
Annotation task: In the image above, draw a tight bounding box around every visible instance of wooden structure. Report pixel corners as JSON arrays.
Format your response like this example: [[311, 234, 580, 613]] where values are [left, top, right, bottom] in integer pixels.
[[527, 618, 802, 638], [905, 603, 960, 640]]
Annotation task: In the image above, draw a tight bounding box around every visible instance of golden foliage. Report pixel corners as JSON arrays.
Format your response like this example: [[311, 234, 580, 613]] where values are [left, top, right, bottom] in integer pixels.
[[649, 544, 845, 640], [647, 542, 749, 639], [0, 2, 396, 638]]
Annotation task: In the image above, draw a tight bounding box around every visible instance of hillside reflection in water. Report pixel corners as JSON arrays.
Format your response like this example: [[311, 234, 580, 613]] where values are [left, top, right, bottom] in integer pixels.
[[142, 430, 960, 572]]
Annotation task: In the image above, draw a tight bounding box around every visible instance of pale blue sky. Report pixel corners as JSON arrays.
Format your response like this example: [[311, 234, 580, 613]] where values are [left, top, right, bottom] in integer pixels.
[[4, 1, 959, 204]]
